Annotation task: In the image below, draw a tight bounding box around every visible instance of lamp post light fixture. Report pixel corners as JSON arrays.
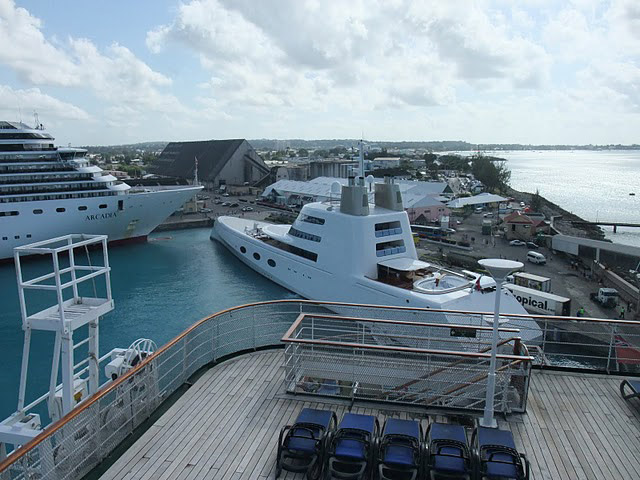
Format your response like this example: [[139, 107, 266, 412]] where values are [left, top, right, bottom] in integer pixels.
[[478, 258, 524, 428]]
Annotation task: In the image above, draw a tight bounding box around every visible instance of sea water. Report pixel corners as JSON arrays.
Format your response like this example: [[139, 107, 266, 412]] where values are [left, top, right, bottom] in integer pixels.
[[0, 228, 291, 421], [500, 150, 640, 247]]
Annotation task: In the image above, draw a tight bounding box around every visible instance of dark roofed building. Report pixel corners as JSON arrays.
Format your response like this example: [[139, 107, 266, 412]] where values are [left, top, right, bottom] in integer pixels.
[[151, 139, 270, 188]]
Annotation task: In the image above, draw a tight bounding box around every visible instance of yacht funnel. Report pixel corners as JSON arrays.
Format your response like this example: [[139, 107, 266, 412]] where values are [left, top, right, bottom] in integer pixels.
[[340, 176, 370, 216], [374, 176, 404, 211]]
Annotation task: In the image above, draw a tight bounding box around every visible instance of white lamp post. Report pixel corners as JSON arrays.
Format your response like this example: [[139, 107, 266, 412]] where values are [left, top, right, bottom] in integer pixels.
[[478, 258, 523, 428]]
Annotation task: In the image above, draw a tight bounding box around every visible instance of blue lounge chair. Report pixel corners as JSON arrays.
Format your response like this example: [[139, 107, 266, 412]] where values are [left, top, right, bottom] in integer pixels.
[[326, 412, 379, 479], [276, 408, 337, 479], [620, 379, 640, 401], [472, 426, 530, 480], [376, 418, 423, 480], [424, 422, 472, 479]]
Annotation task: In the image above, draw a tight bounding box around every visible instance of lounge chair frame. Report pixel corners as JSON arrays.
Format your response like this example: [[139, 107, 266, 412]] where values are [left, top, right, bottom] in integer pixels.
[[276, 409, 337, 479], [620, 379, 640, 401], [325, 415, 380, 480], [424, 423, 472, 480], [376, 418, 423, 480], [472, 427, 530, 480]]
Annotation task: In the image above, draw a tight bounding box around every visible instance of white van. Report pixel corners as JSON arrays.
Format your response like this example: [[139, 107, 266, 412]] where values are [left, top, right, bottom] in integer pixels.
[[526, 251, 546, 265]]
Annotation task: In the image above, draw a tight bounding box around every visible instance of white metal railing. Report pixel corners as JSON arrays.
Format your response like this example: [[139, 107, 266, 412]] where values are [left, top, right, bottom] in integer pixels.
[[282, 313, 532, 413], [0, 300, 639, 479]]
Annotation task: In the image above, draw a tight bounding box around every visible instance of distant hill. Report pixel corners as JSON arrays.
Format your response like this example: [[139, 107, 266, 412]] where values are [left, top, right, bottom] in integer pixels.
[[79, 139, 640, 153]]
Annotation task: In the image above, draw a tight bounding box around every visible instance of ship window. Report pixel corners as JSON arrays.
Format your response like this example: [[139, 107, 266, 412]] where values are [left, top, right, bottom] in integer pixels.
[[2, 237, 6, 240], [375, 221, 402, 237], [375, 240, 406, 257], [14, 235, 19, 239], [34, 209, 44, 214], [267, 259, 276, 267], [300, 214, 325, 225], [266, 238, 318, 262], [99, 204, 107, 209], [253, 252, 261, 260], [56, 207, 65, 213], [240, 246, 246, 254], [78, 206, 87, 211], [0, 210, 19, 216], [118, 200, 124, 211], [289, 227, 321, 242]]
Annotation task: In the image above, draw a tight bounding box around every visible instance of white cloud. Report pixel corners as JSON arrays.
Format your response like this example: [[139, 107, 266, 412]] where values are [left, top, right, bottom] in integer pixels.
[[0, 0, 187, 125], [0, 85, 89, 120], [147, 0, 551, 116]]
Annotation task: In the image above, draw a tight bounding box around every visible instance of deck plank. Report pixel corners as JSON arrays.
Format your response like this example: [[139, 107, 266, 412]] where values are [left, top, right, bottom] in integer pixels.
[[100, 351, 640, 480]]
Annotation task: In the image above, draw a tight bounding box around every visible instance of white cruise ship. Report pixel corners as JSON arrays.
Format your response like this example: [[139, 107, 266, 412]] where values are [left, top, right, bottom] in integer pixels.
[[0, 121, 202, 260], [212, 174, 538, 340]]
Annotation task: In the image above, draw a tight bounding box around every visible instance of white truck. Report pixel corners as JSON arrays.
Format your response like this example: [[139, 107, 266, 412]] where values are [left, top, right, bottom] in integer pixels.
[[505, 284, 571, 316], [590, 288, 619, 309], [512, 272, 551, 293]]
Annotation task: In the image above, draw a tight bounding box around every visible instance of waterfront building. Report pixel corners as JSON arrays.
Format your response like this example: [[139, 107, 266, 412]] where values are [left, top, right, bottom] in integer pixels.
[[152, 139, 270, 190]]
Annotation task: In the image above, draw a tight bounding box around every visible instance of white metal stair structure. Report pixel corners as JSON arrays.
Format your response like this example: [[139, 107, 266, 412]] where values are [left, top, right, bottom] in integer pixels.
[[0, 234, 113, 461]]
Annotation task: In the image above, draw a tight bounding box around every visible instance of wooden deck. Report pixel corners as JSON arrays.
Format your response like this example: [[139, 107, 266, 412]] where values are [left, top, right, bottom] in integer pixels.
[[100, 350, 640, 480]]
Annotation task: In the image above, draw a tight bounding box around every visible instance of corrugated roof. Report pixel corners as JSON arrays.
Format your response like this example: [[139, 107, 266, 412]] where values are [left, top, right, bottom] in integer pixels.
[[151, 139, 269, 180]]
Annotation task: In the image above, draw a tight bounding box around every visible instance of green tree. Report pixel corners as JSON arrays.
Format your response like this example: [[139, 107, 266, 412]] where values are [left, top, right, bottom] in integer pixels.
[[471, 156, 511, 193], [298, 148, 308, 157], [531, 189, 542, 211]]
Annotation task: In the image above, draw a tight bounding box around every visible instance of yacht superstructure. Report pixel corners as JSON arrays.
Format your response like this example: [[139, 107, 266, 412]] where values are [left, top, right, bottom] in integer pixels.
[[0, 121, 201, 259], [211, 174, 535, 338]]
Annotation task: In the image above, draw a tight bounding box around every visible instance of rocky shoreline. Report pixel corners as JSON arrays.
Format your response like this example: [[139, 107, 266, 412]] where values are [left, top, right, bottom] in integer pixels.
[[506, 187, 606, 241]]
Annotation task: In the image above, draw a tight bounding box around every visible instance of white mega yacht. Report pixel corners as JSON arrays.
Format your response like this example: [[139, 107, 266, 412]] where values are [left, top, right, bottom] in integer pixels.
[[211, 173, 537, 340], [0, 121, 202, 260]]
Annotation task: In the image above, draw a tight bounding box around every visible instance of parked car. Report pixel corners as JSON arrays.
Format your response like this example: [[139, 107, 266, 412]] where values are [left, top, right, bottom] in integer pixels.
[[221, 201, 231, 207], [483, 212, 493, 218], [230, 203, 240, 208], [222, 193, 230, 197], [241, 206, 253, 212], [509, 240, 526, 246], [214, 200, 223, 205], [199, 208, 212, 213], [526, 242, 539, 249]]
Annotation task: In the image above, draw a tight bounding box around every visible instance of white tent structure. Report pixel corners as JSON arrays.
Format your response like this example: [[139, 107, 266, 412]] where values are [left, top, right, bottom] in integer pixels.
[[447, 192, 508, 208]]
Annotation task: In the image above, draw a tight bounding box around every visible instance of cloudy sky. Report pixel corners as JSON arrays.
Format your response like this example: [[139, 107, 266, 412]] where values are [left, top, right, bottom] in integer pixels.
[[1, 0, 638, 145]]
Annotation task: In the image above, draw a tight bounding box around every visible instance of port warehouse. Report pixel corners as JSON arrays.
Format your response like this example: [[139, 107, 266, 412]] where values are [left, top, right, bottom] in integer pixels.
[[150, 139, 271, 190]]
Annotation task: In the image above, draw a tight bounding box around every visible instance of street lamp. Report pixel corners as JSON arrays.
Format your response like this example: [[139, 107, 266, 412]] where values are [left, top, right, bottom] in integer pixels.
[[478, 258, 524, 428]]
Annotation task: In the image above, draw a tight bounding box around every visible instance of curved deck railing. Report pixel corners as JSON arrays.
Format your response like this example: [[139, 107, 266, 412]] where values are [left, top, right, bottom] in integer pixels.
[[0, 299, 639, 479]]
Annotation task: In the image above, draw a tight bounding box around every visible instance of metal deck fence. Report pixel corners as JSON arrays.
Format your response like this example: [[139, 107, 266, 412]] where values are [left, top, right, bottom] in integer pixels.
[[0, 300, 639, 479]]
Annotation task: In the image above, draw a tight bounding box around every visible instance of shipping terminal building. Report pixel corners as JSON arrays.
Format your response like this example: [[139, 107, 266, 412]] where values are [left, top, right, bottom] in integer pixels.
[[151, 139, 270, 189]]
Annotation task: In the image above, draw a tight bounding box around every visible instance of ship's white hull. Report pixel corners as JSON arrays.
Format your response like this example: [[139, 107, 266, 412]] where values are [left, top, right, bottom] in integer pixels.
[[1, 186, 201, 260], [211, 217, 530, 315]]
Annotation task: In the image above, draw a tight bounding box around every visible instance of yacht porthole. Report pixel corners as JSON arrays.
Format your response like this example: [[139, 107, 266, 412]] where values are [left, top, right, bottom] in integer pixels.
[[267, 259, 276, 267], [240, 246, 247, 254], [253, 252, 261, 261]]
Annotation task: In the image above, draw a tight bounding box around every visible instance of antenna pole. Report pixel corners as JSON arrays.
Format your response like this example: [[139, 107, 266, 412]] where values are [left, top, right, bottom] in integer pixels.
[[358, 140, 364, 177], [194, 156, 199, 185]]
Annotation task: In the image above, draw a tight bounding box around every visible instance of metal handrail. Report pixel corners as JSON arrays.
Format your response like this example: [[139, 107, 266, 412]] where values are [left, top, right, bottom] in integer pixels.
[[0, 298, 638, 475]]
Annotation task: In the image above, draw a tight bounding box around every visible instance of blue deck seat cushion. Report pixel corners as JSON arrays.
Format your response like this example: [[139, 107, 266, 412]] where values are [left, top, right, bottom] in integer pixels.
[[335, 438, 366, 459], [484, 451, 519, 478], [296, 408, 334, 429], [629, 379, 640, 392], [433, 446, 467, 473], [477, 427, 517, 450], [288, 430, 320, 453], [428, 423, 469, 474], [430, 423, 467, 444], [338, 413, 377, 433], [383, 418, 420, 439], [384, 444, 415, 466]]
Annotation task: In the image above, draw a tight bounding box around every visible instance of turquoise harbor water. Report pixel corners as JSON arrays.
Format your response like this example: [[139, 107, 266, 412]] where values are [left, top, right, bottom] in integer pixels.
[[0, 228, 290, 421]]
